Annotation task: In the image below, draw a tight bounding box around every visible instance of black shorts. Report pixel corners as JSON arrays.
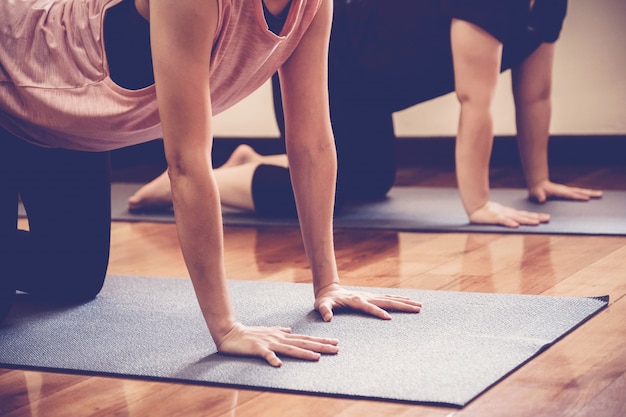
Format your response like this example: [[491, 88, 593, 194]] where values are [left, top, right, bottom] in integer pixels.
[[442, 0, 567, 44], [339, 0, 567, 75]]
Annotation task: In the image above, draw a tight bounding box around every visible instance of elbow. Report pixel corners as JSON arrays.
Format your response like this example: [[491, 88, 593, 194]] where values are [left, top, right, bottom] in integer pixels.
[[286, 129, 336, 160], [165, 151, 211, 182], [166, 160, 186, 181]]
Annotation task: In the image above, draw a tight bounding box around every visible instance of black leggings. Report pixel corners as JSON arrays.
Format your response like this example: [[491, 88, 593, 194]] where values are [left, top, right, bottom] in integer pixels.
[[0, 127, 111, 303]]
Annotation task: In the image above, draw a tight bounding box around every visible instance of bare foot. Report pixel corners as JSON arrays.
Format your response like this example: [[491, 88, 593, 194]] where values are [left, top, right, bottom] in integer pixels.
[[128, 171, 173, 212], [127, 145, 287, 212], [222, 144, 288, 169], [220, 144, 261, 168]]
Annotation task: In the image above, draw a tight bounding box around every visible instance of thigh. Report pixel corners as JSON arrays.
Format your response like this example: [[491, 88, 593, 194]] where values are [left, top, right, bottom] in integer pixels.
[[2, 130, 112, 300], [18, 147, 111, 241], [0, 132, 19, 320], [0, 131, 20, 238]]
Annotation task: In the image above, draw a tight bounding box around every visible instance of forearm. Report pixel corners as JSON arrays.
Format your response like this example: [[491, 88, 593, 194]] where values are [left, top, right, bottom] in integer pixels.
[[287, 137, 339, 295], [455, 104, 494, 216], [169, 169, 236, 345], [516, 96, 551, 189], [511, 42, 556, 191], [276, 0, 337, 295]]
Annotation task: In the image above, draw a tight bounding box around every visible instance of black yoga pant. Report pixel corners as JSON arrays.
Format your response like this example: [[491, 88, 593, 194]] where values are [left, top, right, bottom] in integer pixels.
[[251, 164, 346, 218], [0, 127, 111, 303], [251, 164, 297, 217]]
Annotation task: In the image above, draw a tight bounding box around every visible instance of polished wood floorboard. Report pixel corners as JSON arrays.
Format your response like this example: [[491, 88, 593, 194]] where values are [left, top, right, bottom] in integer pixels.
[[2, 164, 625, 417]]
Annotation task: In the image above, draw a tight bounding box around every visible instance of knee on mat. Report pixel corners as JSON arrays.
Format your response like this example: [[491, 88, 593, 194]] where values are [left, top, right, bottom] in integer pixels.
[[36, 269, 106, 303], [63, 273, 106, 302], [25, 250, 109, 303], [56, 256, 108, 302]]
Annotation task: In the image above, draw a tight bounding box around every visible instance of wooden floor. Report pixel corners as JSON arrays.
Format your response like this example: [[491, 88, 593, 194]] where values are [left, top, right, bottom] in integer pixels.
[[2, 162, 626, 417]]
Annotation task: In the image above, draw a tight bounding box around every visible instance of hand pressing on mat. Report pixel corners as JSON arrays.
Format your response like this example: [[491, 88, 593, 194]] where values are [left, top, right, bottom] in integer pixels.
[[216, 322, 339, 367], [469, 201, 551, 228], [528, 180, 603, 204], [314, 283, 422, 322]]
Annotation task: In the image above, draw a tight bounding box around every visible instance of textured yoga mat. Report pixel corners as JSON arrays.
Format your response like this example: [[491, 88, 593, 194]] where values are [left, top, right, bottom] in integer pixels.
[[0, 275, 608, 408], [104, 183, 626, 235]]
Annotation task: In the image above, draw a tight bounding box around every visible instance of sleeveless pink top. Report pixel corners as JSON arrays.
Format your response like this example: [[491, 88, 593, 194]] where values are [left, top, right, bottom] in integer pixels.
[[0, 0, 321, 151]]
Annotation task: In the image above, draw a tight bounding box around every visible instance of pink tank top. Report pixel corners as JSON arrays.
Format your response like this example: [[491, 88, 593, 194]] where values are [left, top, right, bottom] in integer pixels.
[[0, 0, 321, 151]]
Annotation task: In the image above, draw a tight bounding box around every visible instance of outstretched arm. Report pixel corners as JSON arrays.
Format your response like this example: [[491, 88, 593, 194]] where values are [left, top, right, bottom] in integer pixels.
[[279, 0, 421, 320], [149, 0, 338, 367], [451, 19, 550, 228], [512, 42, 602, 203]]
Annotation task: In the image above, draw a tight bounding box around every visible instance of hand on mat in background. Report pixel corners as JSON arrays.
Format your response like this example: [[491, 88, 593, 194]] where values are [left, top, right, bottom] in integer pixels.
[[528, 180, 603, 204], [216, 322, 339, 367], [469, 201, 551, 228], [314, 283, 422, 322]]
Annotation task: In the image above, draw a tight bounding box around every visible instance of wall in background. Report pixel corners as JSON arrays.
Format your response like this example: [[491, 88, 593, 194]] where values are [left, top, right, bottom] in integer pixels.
[[212, 0, 626, 138]]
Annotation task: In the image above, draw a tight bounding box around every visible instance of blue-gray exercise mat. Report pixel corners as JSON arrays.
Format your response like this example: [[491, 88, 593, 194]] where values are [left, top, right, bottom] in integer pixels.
[[0, 275, 608, 408], [102, 183, 626, 235]]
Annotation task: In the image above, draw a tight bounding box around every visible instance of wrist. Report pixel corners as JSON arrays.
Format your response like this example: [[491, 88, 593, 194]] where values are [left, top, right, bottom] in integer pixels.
[[314, 280, 340, 298], [527, 177, 549, 189], [457, 179, 490, 218], [309, 259, 340, 297], [205, 314, 238, 346], [213, 321, 241, 350], [465, 198, 490, 218]]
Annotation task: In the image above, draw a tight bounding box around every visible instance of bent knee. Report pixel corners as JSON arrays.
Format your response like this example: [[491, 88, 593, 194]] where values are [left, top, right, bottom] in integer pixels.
[[64, 270, 106, 302], [35, 268, 106, 303], [23, 249, 109, 303]]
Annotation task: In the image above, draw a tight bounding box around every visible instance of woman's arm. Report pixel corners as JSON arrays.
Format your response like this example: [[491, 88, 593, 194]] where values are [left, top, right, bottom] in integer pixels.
[[512, 42, 602, 203], [279, 0, 421, 320], [148, 0, 338, 366], [150, 0, 234, 342], [278, 0, 338, 296], [451, 19, 550, 228]]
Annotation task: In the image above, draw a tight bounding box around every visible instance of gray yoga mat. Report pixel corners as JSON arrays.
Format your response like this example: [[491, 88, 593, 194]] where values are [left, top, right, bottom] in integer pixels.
[[0, 275, 608, 408], [104, 183, 626, 235]]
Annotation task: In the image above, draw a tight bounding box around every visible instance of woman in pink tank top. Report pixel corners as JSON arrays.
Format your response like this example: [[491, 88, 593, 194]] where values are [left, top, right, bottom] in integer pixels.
[[0, 0, 422, 365]]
